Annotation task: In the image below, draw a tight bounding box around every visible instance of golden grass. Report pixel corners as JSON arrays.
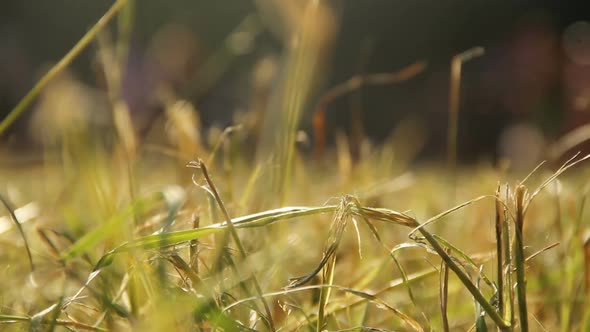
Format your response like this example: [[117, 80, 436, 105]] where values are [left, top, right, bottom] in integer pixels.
[[2, 1, 590, 331]]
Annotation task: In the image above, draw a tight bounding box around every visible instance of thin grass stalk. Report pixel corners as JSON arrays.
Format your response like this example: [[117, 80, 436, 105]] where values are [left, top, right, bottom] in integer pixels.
[[0, 193, 34, 272], [0, 0, 127, 135], [585, 233, 590, 298], [583, 233, 590, 331], [502, 186, 514, 328], [312, 61, 427, 158], [440, 248, 451, 332], [195, 159, 276, 331], [495, 186, 505, 319], [514, 185, 529, 332]]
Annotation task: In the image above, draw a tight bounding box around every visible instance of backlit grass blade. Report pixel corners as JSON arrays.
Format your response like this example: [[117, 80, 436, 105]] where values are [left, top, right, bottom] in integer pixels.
[[94, 205, 336, 269], [61, 192, 164, 262], [0, 0, 128, 136]]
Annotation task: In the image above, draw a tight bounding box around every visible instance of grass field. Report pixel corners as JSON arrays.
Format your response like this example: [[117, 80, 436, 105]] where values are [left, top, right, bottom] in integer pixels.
[[2, 1, 590, 331]]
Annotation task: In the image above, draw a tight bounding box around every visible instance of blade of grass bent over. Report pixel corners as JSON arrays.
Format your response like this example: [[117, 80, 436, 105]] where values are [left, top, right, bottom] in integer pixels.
[[94, 205, 336, 269], [352, 197, 418, 304]]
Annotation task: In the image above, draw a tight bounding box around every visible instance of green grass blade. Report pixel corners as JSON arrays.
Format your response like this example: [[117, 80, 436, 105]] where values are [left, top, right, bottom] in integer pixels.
[[94, 205, 336, 269], [0, 0, 128, 136], [61, 192, 164, 262]]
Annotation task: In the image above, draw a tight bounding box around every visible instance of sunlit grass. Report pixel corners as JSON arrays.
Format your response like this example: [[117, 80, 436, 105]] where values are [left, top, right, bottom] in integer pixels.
[[2, 1, 590, 331]]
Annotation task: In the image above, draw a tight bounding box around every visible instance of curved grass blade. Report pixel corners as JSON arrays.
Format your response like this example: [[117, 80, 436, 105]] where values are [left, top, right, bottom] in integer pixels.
[[288, 197, 350, 289], [388, 242, 435, 304], [0, 193, 34, 272], [350, 197, 420, 304], [95, 205, 336, 269]]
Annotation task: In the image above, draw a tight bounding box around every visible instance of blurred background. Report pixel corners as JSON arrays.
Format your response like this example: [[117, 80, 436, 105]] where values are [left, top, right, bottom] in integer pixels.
[[1, 0, 590, 168]]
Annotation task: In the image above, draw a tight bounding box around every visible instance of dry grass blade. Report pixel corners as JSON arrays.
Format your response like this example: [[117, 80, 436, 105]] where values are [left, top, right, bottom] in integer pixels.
[[527, 153, 590, 212], [287, 196, 350, 289], [313, 61, 427, 157], [548, 123, 590, 161], [447, 47, 484, 173], [352, 206, 418, 228], [524, 242, 560, 262], [36, 228, 62, 260], [408, 195, 488, 238], [519, 161, 546, 185]]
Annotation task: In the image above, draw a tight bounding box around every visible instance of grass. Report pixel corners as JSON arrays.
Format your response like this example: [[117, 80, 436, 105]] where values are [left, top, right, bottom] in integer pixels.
[[2, 146, 590, 331], [2, 1, 590, 331]]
